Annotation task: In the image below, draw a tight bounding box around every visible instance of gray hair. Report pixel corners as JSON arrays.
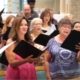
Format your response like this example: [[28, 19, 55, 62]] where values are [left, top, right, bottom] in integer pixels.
[[30, 18, 42, 31]]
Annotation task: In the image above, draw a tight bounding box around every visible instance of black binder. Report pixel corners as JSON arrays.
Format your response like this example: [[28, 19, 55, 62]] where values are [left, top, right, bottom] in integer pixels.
[[61, 30, 80, 53], [34, 30, 59, 46], [13, 40, 45, 58]]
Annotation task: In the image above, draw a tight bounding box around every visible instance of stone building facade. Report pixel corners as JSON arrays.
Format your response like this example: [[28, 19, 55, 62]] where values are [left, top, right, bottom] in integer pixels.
[[35, 0, 80, 21], [2, 0, 80, 21]]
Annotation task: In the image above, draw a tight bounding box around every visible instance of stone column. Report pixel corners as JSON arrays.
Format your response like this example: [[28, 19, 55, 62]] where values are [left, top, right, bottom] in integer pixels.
[[60, 0, 71, 13]]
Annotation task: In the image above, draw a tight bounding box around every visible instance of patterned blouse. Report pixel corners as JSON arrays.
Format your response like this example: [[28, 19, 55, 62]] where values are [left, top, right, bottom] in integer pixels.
[[47, 38, 80, 79]]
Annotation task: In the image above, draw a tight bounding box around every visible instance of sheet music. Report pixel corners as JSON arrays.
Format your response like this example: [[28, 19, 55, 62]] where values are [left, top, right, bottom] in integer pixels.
[[0, 41, 15, 55]]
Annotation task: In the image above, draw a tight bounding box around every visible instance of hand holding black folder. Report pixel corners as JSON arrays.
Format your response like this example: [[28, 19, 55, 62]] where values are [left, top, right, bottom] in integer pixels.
[[13, 40, 45, 58], [61, 30, 80, 53]]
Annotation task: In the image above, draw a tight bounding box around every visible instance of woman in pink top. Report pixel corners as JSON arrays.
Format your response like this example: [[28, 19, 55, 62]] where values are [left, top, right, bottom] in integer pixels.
[[5, 16, 37, 80]]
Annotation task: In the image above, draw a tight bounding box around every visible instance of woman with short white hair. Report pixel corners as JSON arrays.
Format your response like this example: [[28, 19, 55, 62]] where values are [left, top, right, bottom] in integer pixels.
[[30, 18, 43, 40], [30, 18, 45, 67]]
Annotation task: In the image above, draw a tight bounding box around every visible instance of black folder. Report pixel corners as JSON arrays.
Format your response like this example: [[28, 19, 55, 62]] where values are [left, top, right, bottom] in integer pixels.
[[13, 40, 44, 58], [0, 52, 8, 65], [34, 30, 59, 46], [61, 30, 80, 53]]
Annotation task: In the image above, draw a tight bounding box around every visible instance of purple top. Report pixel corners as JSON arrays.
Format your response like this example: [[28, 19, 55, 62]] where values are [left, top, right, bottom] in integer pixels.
[[47, 38, 80, 79]]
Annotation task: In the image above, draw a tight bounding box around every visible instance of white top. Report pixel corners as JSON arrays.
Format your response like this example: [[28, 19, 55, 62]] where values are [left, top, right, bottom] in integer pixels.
[[41, 24, 56, 36]]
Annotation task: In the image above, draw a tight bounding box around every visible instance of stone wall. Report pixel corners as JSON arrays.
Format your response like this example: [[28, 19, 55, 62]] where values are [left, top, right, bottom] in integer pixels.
[[35, 0, 60, 13], [70, 0, 80, 21], [35, 0, 80, 21]]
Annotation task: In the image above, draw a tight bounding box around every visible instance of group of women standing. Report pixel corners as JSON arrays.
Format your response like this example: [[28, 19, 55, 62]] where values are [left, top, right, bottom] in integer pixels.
[[0, 8, 80, 80]]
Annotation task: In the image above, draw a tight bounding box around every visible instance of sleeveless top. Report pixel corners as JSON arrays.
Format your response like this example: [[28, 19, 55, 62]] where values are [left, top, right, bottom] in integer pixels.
[[47, 38, 80, 79], [5, 54, 37, 80]]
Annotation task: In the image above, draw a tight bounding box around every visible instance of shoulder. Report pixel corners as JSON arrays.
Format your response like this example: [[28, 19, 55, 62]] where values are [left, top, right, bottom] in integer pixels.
[[32, 11, 39, 17], [51, 24, 56, 29], [51, 24, 56, 27], [46, 38, 54, 48], [6, 38, 16, 48], [47, 35, 59, 48], [6, 38, 16, 52]]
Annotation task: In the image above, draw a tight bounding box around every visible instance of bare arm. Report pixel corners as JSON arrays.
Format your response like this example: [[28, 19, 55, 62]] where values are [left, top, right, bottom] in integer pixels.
[[75, 44, 80, 61], [44, 50, 52, 80], [5, 39, 33, 68]]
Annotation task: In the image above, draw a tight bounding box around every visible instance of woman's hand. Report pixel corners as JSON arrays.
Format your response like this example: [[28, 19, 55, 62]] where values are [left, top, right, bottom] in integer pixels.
[[77, 51, 80, 61], [75, 43, 80, 61], [75, 43, 80, 50], [25, 55, 38, 63], [46, 73, 51, 80], [25, 55, 34, 63]]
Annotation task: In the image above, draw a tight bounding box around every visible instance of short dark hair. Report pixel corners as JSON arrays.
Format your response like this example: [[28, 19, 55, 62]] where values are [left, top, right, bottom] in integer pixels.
[[27, 0, 36, 4]]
